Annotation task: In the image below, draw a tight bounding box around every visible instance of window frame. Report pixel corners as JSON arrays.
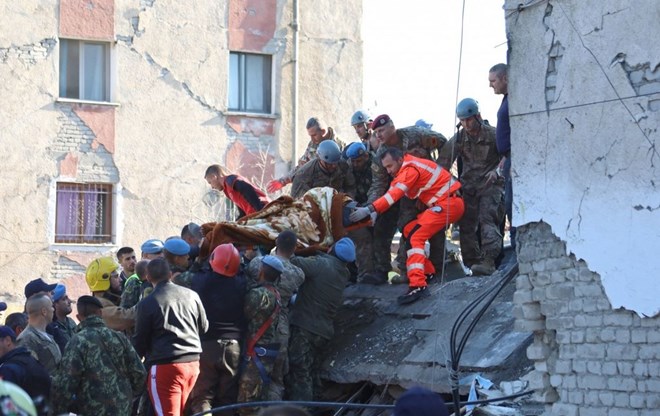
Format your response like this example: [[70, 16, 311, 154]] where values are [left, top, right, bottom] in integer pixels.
[[54, 182, 115, 245], [228, 51, 274, 115], [59, 38, 113, 103]]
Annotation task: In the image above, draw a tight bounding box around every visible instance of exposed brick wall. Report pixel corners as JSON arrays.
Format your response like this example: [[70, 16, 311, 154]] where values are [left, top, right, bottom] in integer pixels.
[[514, 222, 660, 415], [0, 38, 56, 66]]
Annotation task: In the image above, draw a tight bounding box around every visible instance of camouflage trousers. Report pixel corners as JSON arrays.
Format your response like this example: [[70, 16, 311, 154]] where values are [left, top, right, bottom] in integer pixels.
[[372, 200, 399, 273], [285, 326, 328, 401], [348, 226, 375, 278], [237, 344, 283, 415], [187, 339, 241, 416], [459, 185, 505, 267], [396, 197, 446, 273]]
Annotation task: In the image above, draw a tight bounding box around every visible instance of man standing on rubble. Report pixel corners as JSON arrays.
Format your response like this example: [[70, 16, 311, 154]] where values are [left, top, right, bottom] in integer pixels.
[[351, 148, 464, 304], [438, 98, 504, 276], [367, 114, 447, 281]]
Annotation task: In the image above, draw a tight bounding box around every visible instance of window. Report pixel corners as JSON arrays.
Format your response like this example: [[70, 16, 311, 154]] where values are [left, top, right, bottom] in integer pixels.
[[55, 183, 113, 244], [228, 52, 272, 114], [59, 39, 111, 102]]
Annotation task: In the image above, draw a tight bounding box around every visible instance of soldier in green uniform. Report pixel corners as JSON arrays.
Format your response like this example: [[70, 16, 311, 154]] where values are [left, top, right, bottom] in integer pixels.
[[291, 140, 356, 199], [438, 99, 505, 275], [51, 295, 146, 416], [120, 260, 151, 309], [237, 255, 285, 415]]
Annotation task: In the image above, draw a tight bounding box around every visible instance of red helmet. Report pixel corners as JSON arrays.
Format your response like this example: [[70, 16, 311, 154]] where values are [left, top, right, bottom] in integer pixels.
[[210, 244, 240, 277]]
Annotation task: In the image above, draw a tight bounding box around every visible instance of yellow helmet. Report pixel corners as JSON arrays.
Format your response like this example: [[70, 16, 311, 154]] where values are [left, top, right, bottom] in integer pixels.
[[85, 257, 119, 292], [0, 380, 37, 416]]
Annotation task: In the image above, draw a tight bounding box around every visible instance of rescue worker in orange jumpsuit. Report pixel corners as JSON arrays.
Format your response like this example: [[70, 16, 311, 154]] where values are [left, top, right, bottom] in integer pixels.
[[350, 148, 464, 304]]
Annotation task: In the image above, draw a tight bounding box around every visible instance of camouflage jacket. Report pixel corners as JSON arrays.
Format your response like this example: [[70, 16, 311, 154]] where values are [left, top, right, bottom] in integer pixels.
[[120, 274, 142, 308], [437, 124, 503, 193], [16, 326, 61, 373], [351, 153, 373, 204], [290, 158, 356, 199], [279, 128, 346, 184], [367, 126, 447, 203], [51, 315, 146, 416], [244, 283, 283, 348]]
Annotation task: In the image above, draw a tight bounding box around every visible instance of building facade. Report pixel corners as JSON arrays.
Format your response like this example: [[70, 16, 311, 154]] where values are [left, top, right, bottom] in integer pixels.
[[0, 0, 362, 303]]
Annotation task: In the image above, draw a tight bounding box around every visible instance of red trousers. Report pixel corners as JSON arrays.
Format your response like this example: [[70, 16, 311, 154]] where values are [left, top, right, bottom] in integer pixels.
[[148, 361, 200, 416], [402, 196, 465, 287]]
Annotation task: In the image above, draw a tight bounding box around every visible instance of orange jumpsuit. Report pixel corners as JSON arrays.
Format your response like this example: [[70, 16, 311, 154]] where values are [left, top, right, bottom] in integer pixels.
[[372, 155, 464, 288]]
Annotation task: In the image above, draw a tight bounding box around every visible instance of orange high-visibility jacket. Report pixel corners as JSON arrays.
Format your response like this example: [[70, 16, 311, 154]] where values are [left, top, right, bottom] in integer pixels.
[[372, 154, 461, 214]]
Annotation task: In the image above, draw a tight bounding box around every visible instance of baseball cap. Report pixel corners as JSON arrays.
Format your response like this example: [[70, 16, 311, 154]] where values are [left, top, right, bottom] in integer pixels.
[[0, 302, 6, 312], [141, 239, 164, 254], [52, 284, 67, 302], [393, 386, 449, 416], [164, 237, 191, 256], [0, 325, 17, 341], [346, 142, 367, 160], [24, 278, 58, 299], [262, 255, 284, 273], [371, 114, 391, 130]]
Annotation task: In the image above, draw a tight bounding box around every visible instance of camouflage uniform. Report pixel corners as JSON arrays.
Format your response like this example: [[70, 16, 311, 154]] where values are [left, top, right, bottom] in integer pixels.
[[349, 154, 376, 279], [290, 158, 356, 199], [237, 283, 283, 415], [51, 315, 146, 416], [279, 128, 346, 184], [247, 255, 305, 400], [120, 274, 143, 308], [16, 326, 61, 373], [438, 124, 504, 267], [367, 127, 448, 274]]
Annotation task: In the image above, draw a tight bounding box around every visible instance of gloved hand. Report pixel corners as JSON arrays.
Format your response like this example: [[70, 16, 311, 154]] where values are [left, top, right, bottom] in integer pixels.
[[267, 179, 284, 193], [349, 206, 372, 222]]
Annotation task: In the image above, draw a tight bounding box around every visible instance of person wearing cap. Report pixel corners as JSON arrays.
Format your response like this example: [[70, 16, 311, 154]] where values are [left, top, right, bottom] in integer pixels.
[[50, 283, 77, 350], [188, 244, 247, 415], [266, 117, 346, 193], [133, 258, 208, 416], [350, 110, 379, 153], [0, 325, 51, 405], [117, 246, 137, 289], [205, 164, 270, 220], [393, 386, 450, 416], [163, 237, 191, 275], [367, 114, 449, 282], [438, 98, 504, 276], [86, 257, 136, 331], [350, 147, 463, 305], [51, 295, 146, 416], [237, 255, 284, 414], [24, 278, 58, 300], [414, 119, 434, 130], [16, 294, 61, 373], [141, 238, 164, 260], [246, 230, 305, 401], [287, 237, 355, 401], [290, 139, 356, 199]]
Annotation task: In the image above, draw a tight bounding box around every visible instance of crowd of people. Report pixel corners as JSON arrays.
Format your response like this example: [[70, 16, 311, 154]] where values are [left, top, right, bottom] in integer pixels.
[[0, 64, 511, 416]]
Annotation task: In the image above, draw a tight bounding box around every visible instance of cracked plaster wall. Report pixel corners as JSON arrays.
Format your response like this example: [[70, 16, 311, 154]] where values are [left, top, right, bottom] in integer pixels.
[[0, 0, 362, 303], [506, 0, 660, 316]]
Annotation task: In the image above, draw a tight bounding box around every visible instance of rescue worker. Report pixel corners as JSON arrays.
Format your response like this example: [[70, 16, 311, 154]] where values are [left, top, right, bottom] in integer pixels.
[[237, 255, 285, 415], [246, 230, 305, 400], [188, 244, 247, 415], [140, 238, 164, 260], [350, 148, 464, 304], [345, 142, 380, 283], [120, 260, 150, 309], [286, 238, 355, 401], [438, 98, 505, 275], [85, 257, 136, 331], [116, 246, 137, 289], [51, 284, 76, 349], [51, 295, 146, 416], [290, 140, 356, 199], [350, 110, 379, 153], [16, 294, 61, 373], [205, 164, 270, 219], [267, 117, 345, 193], [163, 237, 191, 275]]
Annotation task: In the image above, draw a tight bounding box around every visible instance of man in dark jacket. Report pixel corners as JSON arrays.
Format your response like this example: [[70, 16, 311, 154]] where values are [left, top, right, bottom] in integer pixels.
[[51, 296, 146, 416], [0, 325, 51, 404], [133, 258, 208, 416], [286, 237, 355, 401]]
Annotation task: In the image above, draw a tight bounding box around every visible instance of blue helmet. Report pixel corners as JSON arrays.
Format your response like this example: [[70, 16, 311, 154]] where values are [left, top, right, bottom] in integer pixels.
[[456, 98, 480, 119], [351, 110, 371, 126], [316, 140, 342, 164]]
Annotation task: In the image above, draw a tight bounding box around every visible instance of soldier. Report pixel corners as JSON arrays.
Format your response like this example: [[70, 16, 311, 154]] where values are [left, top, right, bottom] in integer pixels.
[[438, 98, 505, 275], [16, 294, 61, 373], [86, 257, 136, 331], [205, 164, 270, 219], [367, 114, 448, 281], [246, 230, 305, 400], [287, 238, 355, 401], [267, 117, 346, 193], [188, 244, 247, 415], [140, 238, 164, 260], [290, 140, 356, 199], [51, 295, 146, 416], [50, 283, 76, 349], [120, 260, 151, 309], [237, 255, 285, 415], [350, 110, 379, 153], [164, 237, 191, 276], [350, 148, 464, 304]]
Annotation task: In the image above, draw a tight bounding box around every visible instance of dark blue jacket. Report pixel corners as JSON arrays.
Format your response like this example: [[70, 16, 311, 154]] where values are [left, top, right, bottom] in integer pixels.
[[0, 346, 51, 400]]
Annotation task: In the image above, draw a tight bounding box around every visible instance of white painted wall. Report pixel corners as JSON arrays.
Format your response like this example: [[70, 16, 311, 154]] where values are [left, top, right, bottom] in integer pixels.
[[506, 0, 660, 316]]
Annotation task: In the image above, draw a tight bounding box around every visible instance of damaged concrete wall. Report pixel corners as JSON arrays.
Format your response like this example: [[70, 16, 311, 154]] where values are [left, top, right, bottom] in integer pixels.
[[0, 0, 361, 304], [505, 0, 660, 316]]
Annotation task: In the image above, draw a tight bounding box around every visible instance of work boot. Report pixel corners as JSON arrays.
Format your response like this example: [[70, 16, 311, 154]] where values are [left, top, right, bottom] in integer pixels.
[[397, 286, 428, 305], [471, 260, 496, 276], [360, 271, 387, 285], [390, 271, 409, 285]]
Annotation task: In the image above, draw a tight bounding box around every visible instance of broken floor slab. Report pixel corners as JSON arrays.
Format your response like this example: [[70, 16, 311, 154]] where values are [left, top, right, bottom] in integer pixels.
[[321, 252, 532, 395]]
